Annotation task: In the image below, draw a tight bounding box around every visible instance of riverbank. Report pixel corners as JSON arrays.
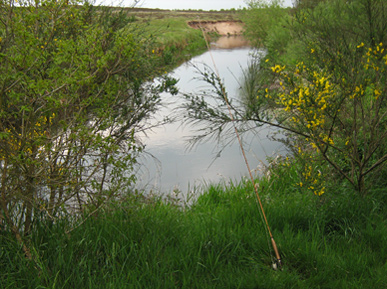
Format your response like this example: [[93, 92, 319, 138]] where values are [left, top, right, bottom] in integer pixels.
[[3, 171, 386, 288], [187, 20, 244, 36], [129, 8, 245, 69]]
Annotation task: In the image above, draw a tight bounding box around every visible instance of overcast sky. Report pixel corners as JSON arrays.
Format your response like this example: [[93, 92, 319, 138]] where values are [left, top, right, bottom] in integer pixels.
[[112, 0, 294, 10]]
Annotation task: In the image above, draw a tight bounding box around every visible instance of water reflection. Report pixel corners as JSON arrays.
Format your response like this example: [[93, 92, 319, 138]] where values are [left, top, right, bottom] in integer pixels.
[[211, 35, 249, 50], [137, 41, 285, 195]]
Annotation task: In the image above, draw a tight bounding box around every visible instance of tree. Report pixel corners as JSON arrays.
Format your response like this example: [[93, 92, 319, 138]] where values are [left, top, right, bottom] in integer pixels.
[[292, 0, 326, 9], [241, 0, 288, 47], [0, 0, 174, 255]]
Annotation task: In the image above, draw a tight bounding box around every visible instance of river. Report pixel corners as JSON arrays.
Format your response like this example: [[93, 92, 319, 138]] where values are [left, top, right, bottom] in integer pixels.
[[136, 36, 285, 197]]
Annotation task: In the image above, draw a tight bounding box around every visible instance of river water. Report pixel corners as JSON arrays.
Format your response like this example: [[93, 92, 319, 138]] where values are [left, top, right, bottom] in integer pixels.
[[136, 37, 285, 196]]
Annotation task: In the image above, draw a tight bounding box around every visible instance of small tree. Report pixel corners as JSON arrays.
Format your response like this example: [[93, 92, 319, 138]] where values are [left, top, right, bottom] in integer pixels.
[[0, 0, 173, 254], [241, 0, 288, 47]]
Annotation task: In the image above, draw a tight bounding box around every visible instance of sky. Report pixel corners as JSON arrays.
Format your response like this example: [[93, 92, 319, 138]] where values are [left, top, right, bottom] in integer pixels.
[[116, 0, 294, 10]]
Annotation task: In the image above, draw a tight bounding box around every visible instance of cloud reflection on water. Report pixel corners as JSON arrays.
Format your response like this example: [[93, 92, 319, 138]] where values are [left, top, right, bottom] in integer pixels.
[[137, 40, 286, 195]]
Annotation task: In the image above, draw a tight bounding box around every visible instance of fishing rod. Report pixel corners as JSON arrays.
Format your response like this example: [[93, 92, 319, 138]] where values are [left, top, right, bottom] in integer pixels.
[[199, 26, 282, 269]]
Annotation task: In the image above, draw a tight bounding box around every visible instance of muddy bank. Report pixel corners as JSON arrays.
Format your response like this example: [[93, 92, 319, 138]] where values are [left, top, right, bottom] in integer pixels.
[[187, 20, 244, 36]]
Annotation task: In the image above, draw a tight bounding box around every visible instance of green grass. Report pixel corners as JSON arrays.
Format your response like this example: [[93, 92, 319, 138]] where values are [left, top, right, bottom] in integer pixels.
[[126, 9, 240, 68], [144, 17, 208, 66], [1, 168, 387, 288]]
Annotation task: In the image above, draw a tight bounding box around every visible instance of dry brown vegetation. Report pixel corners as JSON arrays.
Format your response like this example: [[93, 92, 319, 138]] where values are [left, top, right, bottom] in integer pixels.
[[129, 7, 240, 21]]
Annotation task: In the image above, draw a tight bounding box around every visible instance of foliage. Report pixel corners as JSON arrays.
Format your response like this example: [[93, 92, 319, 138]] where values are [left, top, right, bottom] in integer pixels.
[[264, 44, 387, 194], [137, 16, 208, 66], [183, 0, 387, 195], [292, 0, 327, 9], [0, 0, 176, 253], [241, 0, 289, 47], [261, 0, 387, 195]]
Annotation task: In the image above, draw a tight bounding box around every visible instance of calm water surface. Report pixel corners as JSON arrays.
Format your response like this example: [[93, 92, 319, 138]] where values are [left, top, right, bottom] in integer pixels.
[[137, 37, 285, 195]]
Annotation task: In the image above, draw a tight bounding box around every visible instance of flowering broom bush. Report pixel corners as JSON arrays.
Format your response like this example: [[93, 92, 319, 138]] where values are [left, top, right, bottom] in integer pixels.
[[183, 0, 387, 196]]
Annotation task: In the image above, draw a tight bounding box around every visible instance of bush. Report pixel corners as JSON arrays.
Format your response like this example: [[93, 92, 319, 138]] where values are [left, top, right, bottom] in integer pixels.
[[0, 0, 175, 253]]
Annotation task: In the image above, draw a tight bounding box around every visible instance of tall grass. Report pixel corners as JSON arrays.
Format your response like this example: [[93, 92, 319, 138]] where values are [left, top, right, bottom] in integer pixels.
[[133, 16, 209, 67], [1, 164, 386, 288]]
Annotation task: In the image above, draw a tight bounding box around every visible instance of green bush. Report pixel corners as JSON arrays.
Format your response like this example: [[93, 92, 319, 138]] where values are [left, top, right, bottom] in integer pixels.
[[0, 0, 176, 255]]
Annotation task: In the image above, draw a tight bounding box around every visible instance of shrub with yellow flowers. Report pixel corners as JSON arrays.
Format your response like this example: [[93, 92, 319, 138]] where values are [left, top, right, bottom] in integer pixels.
[[262, 38, 387, 196]]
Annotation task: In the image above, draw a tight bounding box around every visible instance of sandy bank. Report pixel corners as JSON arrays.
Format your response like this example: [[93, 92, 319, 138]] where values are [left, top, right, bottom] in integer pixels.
[[187, 20, 244, 36]]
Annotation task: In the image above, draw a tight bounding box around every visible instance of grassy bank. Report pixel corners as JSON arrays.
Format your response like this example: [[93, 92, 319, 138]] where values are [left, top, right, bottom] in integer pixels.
[[2, 164, 386, 288], [141, 16, 208, 67], [2, 5, 387, 289], [127, 8, 242, 68]]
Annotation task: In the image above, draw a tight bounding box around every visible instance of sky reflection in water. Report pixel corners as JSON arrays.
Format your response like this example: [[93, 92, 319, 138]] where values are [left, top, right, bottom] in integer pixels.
[[137, 39, 286, 195]]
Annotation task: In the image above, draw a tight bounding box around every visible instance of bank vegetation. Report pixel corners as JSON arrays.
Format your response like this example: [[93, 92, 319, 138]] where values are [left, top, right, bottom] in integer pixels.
[[1, 0, 387, 288]]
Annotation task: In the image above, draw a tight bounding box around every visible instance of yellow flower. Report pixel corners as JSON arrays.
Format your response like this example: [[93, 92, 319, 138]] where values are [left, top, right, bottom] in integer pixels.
[[357, 42, 364, 48], [374, 89, 381, 99], [316, 187, 325, 196], [270, 64, 286, 73]]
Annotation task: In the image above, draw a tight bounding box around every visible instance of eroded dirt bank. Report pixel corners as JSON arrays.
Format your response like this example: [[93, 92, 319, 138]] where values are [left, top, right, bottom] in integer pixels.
[[187, 20, 244, 36]]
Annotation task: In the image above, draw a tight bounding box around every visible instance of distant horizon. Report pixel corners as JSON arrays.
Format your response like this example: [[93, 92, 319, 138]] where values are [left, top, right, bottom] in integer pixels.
[[106, 0, 294, 10]]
